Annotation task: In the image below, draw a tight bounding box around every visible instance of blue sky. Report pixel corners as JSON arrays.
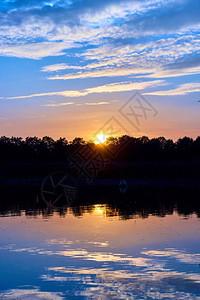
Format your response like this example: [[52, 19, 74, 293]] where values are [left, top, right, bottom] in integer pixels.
[[0, 0, 200, 141]]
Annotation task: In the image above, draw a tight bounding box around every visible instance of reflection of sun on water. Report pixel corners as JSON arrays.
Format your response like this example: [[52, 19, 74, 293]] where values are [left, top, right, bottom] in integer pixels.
[[93, 205, 106, 216], [95, 134, 108, 144]]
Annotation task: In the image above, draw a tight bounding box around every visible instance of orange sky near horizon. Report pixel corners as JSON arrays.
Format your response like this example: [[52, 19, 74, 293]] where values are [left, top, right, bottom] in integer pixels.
[[1, 93, 199, 142]]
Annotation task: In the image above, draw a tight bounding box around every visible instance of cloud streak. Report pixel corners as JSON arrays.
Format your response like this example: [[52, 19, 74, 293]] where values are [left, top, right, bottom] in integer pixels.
[[41, 63, 83, 72], [6, 80, 165, 100], [144, 82, 200, 96], [43, 102, 75, 107], [42, 101, 110, 107]]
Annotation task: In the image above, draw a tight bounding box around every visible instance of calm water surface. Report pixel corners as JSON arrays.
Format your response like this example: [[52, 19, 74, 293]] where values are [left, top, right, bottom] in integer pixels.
[[0, 201, 200, 299]]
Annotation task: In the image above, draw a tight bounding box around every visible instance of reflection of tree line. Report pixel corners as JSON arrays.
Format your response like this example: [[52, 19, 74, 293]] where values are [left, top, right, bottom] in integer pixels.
[[0, 187, 199, 219]]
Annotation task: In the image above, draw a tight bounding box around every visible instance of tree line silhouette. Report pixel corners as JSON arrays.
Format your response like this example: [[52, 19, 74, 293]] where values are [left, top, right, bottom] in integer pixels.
[[0, 135, 200, 162]]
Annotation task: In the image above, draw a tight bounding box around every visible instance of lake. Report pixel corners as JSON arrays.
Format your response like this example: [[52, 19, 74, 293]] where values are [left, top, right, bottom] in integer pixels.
[[0, 188, 200, 299]]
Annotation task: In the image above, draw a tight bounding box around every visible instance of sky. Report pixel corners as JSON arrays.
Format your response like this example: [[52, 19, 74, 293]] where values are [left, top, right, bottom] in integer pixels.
[[0, 0, 200, 142]]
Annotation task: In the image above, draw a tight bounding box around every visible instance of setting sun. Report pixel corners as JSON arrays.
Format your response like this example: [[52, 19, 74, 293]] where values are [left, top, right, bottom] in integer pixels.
[[95, 134, 109, 144]]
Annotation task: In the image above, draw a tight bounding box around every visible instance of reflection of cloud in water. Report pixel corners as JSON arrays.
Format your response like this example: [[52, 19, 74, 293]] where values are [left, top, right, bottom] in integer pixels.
[[45, 249, 200, 299], [87, 241, 109, 247], [41, 275, 81, 282], [46, 239, 73, 245], [0, 245, 15, 250], [6, 245, 200, 299], [47, 238, 109, 248], [10, 246, 158, 267], [142, 249, 200, 264], [55, 250, 157, 267], [0, 288, 63, 299], [43, 267, 200, 299]]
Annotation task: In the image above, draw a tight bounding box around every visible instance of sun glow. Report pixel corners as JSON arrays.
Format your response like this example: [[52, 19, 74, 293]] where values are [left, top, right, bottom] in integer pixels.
[[95, 134, 108, 144], [93, 205, 106, 216]]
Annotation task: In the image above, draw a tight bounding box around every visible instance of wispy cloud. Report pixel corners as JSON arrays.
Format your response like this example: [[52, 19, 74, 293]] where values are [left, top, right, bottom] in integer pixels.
[[144, 82, 200, 96], [0, 0, 199, 64], [41, 64, 83, 72], [138, 66, 200, 79], [84, 102, 110, 106], [42, 35, 200, 80], [6, 80, 165, 100], [48, 67, 155, 80], [43, 102, 75, 107], [0, 41, 68, 59], [42, 101, 110, 107]]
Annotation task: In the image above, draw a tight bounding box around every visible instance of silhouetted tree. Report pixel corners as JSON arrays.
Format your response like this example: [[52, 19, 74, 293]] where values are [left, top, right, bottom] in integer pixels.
[[0, 135, 200, 163]]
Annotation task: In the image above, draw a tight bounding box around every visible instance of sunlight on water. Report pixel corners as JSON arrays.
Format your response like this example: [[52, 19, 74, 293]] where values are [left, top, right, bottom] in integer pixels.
[[0, 204, 200, 299]]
